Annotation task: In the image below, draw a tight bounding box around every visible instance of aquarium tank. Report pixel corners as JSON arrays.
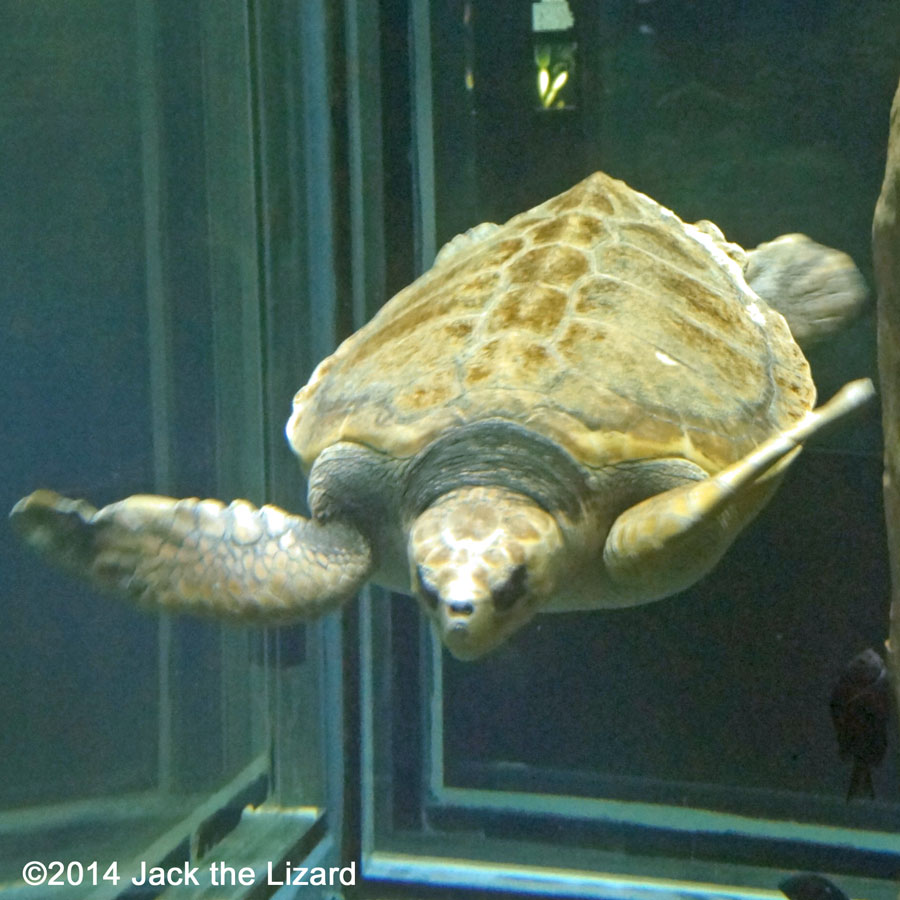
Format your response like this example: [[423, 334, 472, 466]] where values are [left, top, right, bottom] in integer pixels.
[[1, 2, 899, 899]]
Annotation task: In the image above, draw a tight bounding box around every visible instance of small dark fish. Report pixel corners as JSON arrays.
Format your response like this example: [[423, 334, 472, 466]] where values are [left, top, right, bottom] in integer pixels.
[[829, 648, 890, 801], [779, 873, 850, 900]]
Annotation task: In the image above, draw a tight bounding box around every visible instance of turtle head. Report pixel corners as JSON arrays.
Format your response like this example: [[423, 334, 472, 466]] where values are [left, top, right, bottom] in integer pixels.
[[409, 486, 563, 660]]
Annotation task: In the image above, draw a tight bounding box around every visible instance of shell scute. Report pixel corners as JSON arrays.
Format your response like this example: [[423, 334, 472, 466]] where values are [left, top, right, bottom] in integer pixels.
[[486, 284, 569, 335], [615, 220, 728, 283], [528, 211, 607, 248], [506, 244, 590, 288], [287, 171, 814, 475], [543, 174, 618, 217]]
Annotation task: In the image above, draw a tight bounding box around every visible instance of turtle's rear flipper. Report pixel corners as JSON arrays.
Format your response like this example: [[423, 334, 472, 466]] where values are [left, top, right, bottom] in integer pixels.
[[10, 490, 371, 622], [744, 233, 869, 350]]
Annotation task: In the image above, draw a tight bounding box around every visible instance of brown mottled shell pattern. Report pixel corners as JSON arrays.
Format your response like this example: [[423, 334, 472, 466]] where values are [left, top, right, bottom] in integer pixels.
[[288, 172, 814, 475]]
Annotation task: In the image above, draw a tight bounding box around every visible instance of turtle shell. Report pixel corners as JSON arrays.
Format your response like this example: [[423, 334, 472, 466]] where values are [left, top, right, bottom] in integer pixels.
[[287, 172, 814, 475]]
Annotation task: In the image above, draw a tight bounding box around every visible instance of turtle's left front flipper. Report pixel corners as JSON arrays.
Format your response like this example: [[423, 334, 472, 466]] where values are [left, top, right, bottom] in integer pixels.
[[9, 491, 371, 622], [603, 378, 875, 602]]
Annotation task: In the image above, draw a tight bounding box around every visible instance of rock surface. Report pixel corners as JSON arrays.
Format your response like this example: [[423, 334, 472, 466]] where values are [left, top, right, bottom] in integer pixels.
[[873, 77, 900, 715]]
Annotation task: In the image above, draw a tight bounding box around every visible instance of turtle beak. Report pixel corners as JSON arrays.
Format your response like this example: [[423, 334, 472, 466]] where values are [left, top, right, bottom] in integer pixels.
[[412, 567, 486, 658], [441, 622, 495, 660], [436, 595, 507, 660], [413, 562, 535, 659]]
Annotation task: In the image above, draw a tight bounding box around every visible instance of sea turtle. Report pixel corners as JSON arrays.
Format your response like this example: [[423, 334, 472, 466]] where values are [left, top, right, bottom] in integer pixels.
[[10, 171, 873, 660]]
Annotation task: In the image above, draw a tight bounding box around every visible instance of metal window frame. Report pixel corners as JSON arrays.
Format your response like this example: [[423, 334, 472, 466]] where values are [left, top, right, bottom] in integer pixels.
[[179, 1, 348, 896]]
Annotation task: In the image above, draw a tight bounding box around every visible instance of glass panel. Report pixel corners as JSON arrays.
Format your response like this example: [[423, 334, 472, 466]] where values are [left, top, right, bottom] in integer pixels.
[[1, 2, 337, 895], [3, 3, 162, 821], [365, 1, 900, 896]]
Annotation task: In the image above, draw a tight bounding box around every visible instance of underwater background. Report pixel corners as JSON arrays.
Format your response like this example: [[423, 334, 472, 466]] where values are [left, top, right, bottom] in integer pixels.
[[2, 1, 900, 897], [421, 0, 900, 827]]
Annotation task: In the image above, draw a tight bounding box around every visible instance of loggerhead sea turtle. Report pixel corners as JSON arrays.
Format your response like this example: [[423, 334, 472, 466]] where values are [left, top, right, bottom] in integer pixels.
[[10, 171, 873, 660]]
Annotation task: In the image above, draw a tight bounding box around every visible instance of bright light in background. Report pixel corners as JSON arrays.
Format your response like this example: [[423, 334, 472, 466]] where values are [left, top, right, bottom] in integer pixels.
[[534, 42, 576, 110], [532, 1, 576, 111]]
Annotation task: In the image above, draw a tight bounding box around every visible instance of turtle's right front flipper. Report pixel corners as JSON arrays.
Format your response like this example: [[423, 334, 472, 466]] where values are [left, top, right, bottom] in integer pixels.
[[9, 490, 371, 622]]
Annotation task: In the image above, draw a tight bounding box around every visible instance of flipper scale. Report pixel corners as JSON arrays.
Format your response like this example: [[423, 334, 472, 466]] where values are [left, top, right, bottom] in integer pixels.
[[10, 490, 371, 623]]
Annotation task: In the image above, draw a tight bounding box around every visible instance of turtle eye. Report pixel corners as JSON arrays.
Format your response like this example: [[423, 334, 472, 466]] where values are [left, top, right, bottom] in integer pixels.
[[416, 566, 440, 611], [491, 564, 528, 612]]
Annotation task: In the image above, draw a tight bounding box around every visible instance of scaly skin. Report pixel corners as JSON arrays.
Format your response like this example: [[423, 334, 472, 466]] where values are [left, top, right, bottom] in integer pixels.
[[9, 491, 371, 622], [603, 379, 875, 600]]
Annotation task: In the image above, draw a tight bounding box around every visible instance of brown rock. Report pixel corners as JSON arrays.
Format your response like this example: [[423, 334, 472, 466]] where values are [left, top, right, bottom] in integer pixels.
[[873, 76, 900, 715]]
